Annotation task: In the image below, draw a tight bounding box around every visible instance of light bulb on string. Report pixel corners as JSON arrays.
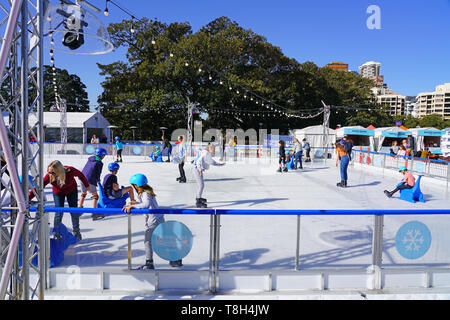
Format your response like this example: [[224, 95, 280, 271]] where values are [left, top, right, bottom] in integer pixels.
[[130, 16, 136, 33], [50, 38, 54, 45], [104, 0, 109, 16], [49, 49, 54, 56], [185, 62, 189, 67]]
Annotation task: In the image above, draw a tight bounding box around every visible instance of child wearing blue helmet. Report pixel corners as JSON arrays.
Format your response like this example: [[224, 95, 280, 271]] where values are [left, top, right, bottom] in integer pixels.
[[79, 147, 106, 220], [123, 174, 183, 269], [384, 166, 416, 198], [114, 136, 123, 163], [102, 162, 135, 201]]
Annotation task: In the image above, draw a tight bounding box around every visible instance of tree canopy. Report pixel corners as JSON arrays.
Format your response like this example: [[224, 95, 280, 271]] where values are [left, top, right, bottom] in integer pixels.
[[42, 65, 90, 112], [97, 16, 428, 140]]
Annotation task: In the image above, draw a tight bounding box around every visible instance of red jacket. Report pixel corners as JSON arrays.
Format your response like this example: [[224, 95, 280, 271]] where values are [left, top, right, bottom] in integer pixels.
[[29, 166, 89, 199]]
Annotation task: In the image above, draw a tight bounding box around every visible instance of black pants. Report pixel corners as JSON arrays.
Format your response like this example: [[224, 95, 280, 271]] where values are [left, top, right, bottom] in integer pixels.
[[391, 183, 413, 194], [178, 161, 186, 180], [117, 149, 123, 160]]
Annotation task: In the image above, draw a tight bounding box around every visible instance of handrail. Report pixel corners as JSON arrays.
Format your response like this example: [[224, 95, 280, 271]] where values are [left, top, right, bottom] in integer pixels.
[[355, 149, 450, 164], [10, 207, 450, 216]]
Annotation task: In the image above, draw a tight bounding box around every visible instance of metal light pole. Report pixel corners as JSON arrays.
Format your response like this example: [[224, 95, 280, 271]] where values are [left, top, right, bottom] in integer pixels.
[[159, 126, 167, 139], [107, 125, 117, 143], [130, 126, 137, 142]]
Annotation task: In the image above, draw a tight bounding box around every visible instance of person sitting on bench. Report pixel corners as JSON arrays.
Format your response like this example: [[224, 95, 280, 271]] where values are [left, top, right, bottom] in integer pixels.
[[103, 162, 135, 202], [384, 166, 415, 198]]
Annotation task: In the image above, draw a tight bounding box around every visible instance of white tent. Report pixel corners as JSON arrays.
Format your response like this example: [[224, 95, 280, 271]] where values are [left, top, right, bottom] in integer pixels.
[[335, 126, 375, 150], [441, 129, 450, 157], [293, 125, 336, 148], [374, 127, 412, 152], [408, 127, 444, 154], [28, 112, 111, 143]]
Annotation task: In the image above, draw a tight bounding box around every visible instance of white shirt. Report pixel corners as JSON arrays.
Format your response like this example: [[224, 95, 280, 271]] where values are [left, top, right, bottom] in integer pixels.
[[132, 190, 164, 227], [195, 149, 221, 171]]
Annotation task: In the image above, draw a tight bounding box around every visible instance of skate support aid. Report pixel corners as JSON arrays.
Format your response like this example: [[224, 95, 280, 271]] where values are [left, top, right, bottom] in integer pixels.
[[13, 207, 450, 293]]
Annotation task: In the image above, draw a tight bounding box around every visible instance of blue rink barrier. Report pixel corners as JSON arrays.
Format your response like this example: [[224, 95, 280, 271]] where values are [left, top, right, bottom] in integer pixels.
[[30, 207, 450, 216]]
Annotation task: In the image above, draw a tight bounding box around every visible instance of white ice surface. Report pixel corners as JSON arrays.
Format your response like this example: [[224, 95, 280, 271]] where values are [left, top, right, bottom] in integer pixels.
[[37, 154, 450, 299]]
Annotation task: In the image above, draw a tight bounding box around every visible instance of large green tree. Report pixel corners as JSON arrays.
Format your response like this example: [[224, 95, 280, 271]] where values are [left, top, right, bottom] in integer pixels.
[[97, 16, 378, 139], [42, 65, 90, 112]]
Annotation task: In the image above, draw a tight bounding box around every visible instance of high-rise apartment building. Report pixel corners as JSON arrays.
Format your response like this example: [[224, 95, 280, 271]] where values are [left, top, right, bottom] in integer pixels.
[[359, 61, 384, 86], [359, 61, 380, 78], [416, 83, 450, 120], [377, 94, 406, 116]]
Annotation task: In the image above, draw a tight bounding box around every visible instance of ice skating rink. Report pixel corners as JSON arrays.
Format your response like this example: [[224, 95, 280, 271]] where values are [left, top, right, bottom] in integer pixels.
[[42, 154, 450, 273]]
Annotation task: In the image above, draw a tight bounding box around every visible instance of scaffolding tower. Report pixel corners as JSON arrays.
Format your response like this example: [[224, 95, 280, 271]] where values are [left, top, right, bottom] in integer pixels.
[[0, 0, 46, 300]]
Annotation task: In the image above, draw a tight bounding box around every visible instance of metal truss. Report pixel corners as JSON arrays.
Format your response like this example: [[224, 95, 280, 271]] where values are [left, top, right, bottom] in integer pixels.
[[0, 0, 46, 300]]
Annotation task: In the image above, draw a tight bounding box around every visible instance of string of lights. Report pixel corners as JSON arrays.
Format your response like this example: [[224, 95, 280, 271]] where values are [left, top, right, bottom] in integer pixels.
[[53, 2, 385, 120], [96, 1, 325, 119], [47, 22, 59, 110]]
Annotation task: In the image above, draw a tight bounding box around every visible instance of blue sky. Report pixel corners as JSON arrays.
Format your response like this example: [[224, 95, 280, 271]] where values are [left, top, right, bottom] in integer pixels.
[[49, 0, 450, 110]]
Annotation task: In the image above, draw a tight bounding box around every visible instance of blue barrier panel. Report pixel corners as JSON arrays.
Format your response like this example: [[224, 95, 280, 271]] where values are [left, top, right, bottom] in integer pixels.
[[23, 207, 450, 216]]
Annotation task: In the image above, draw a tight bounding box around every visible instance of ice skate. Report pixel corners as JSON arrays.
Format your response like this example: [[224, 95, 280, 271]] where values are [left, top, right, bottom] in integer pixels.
[[73, 231, 82, 241], [137, 260, 154, 270], [169, 260, 183, 267], [196, 198, 207, 208]]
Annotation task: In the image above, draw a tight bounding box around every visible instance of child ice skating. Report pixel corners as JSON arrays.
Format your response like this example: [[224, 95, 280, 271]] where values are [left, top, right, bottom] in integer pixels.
[[176, 135, 187, 183], [194, 144, 225, 208], [293, 138, 303, 170], [384, 166, 415, 198], [114, 136, 123, 163], [150, 146, 162, 162], [79, 147, 107, 220], [277, 140, 288, 172], [102, 162, 135, 202], [302, 138, 311, 162], [122, 174, 182, 269], [162, 138, 172, 162]]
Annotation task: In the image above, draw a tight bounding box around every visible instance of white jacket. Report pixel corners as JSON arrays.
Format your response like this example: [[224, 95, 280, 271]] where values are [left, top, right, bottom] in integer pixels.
[[293, 142, 302, 153], [195, 149, 221, 171], [132, 190, 164, 228]]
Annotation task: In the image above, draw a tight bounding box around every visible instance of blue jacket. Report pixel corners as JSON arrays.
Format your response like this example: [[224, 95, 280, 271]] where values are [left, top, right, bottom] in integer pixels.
[[114, 141, 123, 150], [82, 156, 104, 185]]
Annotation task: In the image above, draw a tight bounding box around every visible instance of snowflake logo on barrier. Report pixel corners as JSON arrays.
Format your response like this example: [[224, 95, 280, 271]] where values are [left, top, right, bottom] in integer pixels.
[[395, 221, 431, 260], [402, 229, 424, 252]]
